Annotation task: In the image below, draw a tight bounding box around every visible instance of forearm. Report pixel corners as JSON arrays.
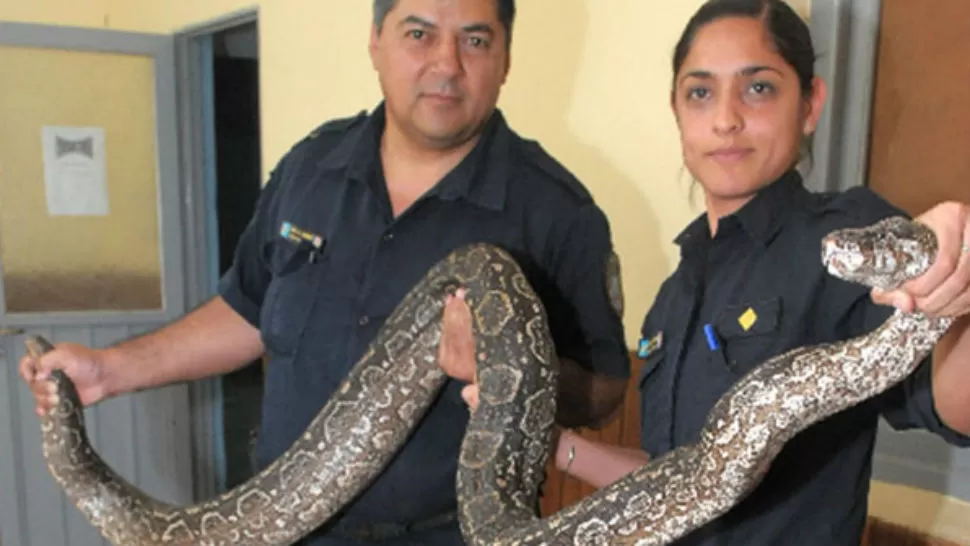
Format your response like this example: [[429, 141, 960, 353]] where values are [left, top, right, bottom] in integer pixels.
[[102, 296, 264, 396], [553, 428, 650, 489], [931, 314, 970, 435], [555, 357, 627, 429]]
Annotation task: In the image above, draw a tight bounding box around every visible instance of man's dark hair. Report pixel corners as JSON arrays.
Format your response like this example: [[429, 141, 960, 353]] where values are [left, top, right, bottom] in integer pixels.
[[373, 0, 516, 47]]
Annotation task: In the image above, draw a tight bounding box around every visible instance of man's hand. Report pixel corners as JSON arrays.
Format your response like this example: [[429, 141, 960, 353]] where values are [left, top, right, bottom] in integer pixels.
[[20, 343, 112, 417], [872, 201, 970, 317], [437, 288, 477, 384]]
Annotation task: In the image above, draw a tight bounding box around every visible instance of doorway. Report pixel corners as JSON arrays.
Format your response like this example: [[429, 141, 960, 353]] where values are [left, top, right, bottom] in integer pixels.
[[208, 20, 264, 491], [176, 10, 264, 495]]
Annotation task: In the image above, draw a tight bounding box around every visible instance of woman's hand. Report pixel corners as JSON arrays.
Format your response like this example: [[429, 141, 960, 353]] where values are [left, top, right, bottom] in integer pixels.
[[872, 201, 970, 317], [437, 288, 478, 383]]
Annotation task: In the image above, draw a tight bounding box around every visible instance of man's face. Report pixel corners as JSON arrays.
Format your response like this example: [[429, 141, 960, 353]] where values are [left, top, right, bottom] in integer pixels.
[[369, 0, 511, 150]]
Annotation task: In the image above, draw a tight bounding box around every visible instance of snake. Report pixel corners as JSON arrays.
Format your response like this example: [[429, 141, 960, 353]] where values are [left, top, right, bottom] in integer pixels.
[[17, 214, 951, 545]]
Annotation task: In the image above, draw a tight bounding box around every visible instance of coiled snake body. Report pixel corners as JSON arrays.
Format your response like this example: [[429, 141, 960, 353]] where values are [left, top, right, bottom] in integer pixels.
[[23, 216, 950, 545]]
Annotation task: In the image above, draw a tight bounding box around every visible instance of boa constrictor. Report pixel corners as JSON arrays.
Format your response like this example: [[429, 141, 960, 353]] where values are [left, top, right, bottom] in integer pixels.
[[21, 215, 949, 545]]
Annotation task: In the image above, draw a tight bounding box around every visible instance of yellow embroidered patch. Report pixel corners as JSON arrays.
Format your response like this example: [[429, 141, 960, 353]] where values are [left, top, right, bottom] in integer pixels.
[[738, 307, 758, 331]]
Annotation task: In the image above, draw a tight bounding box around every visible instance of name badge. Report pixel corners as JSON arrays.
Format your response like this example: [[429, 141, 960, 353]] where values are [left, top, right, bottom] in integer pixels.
[[637, 331, 663, 359], [280, 221, 325, 263]]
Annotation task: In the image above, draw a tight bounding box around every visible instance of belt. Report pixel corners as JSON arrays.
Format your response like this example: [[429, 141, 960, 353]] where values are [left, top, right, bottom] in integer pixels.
[[329, 510, 458, 542]]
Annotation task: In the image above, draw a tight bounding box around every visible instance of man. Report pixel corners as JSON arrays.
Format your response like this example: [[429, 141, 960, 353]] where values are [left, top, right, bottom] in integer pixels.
[[20, 0, 630, 543]]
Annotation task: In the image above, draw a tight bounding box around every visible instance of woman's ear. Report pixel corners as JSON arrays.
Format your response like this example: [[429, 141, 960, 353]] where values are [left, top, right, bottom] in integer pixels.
[[802, 76, 828, 135]]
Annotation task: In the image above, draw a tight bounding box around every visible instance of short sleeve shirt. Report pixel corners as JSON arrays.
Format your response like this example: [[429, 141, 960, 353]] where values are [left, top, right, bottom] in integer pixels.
[[217, 103, 630, 531], [636, 170, 970, 545]]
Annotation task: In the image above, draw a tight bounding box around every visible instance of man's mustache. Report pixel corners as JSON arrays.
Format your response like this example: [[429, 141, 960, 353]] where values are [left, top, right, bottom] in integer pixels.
[[420, 80, 463, 98]]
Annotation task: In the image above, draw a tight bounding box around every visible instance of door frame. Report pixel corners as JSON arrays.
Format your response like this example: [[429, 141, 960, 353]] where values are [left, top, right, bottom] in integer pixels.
[[173, 6, 260, 498], [805, 0, 882, 194], [174, 6, 260, 307]]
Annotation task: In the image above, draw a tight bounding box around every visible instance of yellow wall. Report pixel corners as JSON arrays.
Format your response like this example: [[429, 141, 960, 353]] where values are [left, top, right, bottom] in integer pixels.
[[0, 0, 109, 28], [2, 0, 967, 540], [787, 0, 812, 18]]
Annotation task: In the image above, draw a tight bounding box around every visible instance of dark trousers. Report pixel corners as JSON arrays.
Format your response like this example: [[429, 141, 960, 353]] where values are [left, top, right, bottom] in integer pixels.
[[300, 525, 463, 546], [297, 511, 464, 546]]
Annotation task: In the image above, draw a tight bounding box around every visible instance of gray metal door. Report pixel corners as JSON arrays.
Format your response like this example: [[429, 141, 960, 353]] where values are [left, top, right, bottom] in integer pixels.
[[0, 22, 196, 546]]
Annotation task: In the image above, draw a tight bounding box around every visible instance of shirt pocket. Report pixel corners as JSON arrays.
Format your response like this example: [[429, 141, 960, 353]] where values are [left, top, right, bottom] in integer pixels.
[[713, 297, 783, 374], [260, 239, 325, 356]]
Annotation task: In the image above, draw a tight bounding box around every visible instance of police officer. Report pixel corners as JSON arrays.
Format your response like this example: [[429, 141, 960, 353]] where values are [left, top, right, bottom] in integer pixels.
[[455, 1, 970, 545], [20, 0, 631, 544]]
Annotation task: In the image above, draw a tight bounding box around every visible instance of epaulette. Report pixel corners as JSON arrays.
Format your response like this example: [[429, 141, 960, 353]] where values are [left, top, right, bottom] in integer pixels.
[[813, 184, 908, 225], [816, 185, 877, 212], [519, 139, 592, 201], [303, 109, 368, 142], [271, 109, 369, 176]]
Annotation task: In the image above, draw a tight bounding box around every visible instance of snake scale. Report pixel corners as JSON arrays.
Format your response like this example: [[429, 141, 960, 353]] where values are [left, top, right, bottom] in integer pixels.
[[21, 215, 951, 545]]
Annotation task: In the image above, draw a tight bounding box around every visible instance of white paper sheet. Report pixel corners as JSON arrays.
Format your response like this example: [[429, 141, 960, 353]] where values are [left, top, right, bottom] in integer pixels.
[[41, 126, 110, 216]]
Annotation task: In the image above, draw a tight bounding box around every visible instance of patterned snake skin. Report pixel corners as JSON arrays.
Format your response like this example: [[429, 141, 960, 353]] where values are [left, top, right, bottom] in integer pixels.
[[22, 215, 950, 546]]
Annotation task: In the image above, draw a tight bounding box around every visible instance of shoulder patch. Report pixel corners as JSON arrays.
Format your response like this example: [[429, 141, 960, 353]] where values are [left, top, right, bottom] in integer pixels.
[[605, 250, 625, 320]]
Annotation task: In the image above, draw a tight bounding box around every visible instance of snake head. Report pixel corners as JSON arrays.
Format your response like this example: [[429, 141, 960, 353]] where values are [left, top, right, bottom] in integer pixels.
[[821, 216, 938, 291]]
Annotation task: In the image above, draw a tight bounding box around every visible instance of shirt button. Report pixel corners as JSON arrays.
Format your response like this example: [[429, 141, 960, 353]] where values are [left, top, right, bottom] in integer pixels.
[[382, 233, 394, 242], [358, 316, 370, 326]]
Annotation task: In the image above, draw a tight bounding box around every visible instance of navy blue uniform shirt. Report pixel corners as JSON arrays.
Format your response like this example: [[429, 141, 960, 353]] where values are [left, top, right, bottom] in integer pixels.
[[218, 103, 630, 544], [637, 170, 970, 546]]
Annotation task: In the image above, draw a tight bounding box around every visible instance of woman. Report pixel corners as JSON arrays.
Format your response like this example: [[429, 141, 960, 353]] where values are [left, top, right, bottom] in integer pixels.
[[438, 0, 970, 544]]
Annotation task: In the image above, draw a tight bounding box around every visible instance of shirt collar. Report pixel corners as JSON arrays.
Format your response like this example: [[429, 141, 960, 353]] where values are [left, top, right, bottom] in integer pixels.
[[675, 169, 809, 248], [318, 102, 509, 212], [735, 169, 808, 245]]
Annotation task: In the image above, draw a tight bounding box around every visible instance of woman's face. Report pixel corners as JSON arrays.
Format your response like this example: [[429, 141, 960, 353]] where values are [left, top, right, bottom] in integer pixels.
[[671, 16, 826, 218]]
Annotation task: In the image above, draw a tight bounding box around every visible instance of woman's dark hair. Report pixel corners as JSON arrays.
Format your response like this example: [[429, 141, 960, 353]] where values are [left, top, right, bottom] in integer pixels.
[[672, 0, 816, 97]]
